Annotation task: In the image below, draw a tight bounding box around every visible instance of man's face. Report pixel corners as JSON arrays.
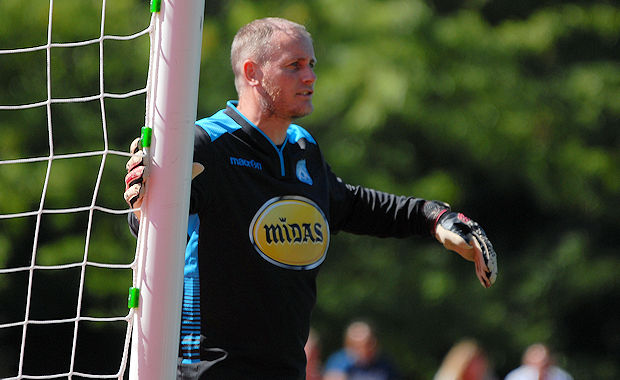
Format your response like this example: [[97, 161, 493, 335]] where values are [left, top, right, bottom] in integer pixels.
[[258, 32, 317, 120]]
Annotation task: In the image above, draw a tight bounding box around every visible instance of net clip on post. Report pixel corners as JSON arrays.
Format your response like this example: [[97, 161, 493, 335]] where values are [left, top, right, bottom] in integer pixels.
[[150, 0, 161, 13], [141, 126, 153, 165], [141, 126, 153, 149], [128, 287, 140, 309]]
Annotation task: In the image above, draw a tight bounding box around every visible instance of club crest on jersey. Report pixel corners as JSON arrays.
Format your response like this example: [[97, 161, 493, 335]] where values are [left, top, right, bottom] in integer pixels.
[[249, 196, 329, 270], [296, 160, 313, 185]]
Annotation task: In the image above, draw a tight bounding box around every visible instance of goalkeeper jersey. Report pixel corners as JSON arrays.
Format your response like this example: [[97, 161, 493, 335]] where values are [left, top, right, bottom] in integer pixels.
[[131, 101, 439, 379]]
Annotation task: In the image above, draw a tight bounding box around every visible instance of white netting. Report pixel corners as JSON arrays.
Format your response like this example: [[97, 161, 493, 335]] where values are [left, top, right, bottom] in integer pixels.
[[0, 0, 157, 378]]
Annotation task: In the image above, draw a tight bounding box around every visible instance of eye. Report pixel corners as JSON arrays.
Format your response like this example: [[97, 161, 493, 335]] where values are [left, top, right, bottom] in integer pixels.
[[287, 60, 316, 70]]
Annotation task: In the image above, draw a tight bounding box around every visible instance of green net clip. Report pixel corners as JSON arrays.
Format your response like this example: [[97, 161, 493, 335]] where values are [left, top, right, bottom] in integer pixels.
[[141, 126, 153, 148], [128, 287, 140, 309], [150, 0, 161, 13]]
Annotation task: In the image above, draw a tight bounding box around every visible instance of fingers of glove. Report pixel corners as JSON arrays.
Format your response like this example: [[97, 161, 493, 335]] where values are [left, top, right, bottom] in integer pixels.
[[472, 230, 498, 286], [126, 154, 143, 172], [129, 137, 142, 154], [435, 224, 475, 261], [126, 137, 145, 172], [124, 137, 147, 214], [474, 256, 491, 288], [438, 227, 489, 287], [124, 183, 144, 208], [471, 237, 491, 288], [470, 236, 490, 274], [125, 165, 146, 192]]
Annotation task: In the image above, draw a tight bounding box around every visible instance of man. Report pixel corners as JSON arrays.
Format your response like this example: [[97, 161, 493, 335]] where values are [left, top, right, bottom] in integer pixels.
[[323, 320, 400, 380], [124, 17, 497, 380], [505, 343, 573, 380]]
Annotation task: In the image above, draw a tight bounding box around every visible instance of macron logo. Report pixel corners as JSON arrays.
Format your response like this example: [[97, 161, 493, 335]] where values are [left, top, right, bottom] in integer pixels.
[[230, 156, 263, 170]]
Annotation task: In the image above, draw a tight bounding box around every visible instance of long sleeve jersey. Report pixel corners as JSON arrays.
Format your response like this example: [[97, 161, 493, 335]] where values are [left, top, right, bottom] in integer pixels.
[[129, 101, 445, 379]]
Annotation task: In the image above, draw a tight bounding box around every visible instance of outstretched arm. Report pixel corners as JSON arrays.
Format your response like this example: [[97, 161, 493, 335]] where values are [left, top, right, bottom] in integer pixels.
[[328, 169, 498, 287]]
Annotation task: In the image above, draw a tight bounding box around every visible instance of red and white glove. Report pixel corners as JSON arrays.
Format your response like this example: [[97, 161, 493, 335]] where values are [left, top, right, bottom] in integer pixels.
[[123, 136, 205, 218], [124, 137, 147, 217], [434, 211, 498, 288]]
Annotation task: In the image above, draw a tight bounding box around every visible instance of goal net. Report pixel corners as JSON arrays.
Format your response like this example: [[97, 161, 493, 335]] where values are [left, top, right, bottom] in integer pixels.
[[0, 0, 204, 378]]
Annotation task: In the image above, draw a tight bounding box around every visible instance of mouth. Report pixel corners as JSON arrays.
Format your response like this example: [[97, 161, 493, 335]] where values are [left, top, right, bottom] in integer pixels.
[[297, 90, 314, 96]]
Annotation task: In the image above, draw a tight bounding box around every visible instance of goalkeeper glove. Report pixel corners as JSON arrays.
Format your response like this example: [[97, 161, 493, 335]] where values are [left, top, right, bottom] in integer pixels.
[[124, 137, 147, 213], [434, 211, 498, 288], [122, 136, 205, 216]]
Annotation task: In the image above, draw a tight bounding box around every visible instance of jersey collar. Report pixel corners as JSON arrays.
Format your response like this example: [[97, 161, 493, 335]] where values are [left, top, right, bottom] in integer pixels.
[[224, 101, 288, 153]]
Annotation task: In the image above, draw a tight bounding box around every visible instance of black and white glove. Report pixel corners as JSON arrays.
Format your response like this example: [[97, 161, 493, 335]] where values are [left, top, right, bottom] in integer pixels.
[[434, 211, 498, 288]]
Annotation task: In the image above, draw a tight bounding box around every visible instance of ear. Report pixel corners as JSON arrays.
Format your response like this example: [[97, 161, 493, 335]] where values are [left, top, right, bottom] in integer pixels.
[[242, 60, 261, 86]]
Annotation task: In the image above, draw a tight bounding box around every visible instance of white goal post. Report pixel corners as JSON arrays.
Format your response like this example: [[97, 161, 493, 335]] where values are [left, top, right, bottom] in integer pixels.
[[130, 0, 206, 379]]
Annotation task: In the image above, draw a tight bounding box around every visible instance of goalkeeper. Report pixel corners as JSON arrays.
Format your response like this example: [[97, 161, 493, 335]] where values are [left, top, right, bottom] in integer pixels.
[[124, 17, 497, 380]]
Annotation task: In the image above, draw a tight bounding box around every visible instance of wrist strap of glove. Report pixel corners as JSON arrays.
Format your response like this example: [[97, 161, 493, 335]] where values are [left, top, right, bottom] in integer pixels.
[[422, 200, 450, 236]]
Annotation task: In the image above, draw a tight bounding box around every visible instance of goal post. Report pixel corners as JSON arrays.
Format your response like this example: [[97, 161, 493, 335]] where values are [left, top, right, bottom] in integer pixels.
[[129, 0, 206, 379]]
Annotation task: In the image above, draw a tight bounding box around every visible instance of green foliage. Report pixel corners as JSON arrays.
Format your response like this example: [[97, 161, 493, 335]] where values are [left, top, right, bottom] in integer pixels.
[[1, 0, 619, 378]]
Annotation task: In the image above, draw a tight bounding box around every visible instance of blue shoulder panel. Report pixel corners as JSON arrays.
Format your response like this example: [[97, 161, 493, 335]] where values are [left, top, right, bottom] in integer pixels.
[[195, 108, 241, 142], [287, 124, 317, 145]]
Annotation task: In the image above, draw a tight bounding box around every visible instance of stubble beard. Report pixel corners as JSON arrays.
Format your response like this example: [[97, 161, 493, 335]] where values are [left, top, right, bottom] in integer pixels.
[[261, 82, 312, 121]]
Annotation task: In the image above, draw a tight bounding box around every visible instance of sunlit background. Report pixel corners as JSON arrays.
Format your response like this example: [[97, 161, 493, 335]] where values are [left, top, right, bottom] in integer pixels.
[[1, 0, 619, 378]]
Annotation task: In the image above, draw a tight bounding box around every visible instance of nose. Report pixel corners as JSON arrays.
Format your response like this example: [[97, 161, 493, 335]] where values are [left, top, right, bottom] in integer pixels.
[[302, 66, 316, 85]]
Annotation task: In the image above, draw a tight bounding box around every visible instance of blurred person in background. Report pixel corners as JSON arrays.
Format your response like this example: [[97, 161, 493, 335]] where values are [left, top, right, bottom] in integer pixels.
[[434, 339, 496, 380], [505, 343, 573, 380], [323, 320, 400, 380]]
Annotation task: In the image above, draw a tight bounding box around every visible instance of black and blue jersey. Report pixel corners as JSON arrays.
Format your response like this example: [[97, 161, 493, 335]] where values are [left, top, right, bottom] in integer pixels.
[[131, 100, 442, 379]]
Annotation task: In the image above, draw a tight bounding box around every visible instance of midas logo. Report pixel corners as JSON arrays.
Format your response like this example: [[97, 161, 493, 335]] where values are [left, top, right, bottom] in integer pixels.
[[249, 196, 330, 270]]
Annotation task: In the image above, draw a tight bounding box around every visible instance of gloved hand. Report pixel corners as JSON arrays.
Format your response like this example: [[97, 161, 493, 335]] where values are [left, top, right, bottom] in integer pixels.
[[434, 211, 498, 288], [124, 137, 147, 218], [123, 136, 205, 219]]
